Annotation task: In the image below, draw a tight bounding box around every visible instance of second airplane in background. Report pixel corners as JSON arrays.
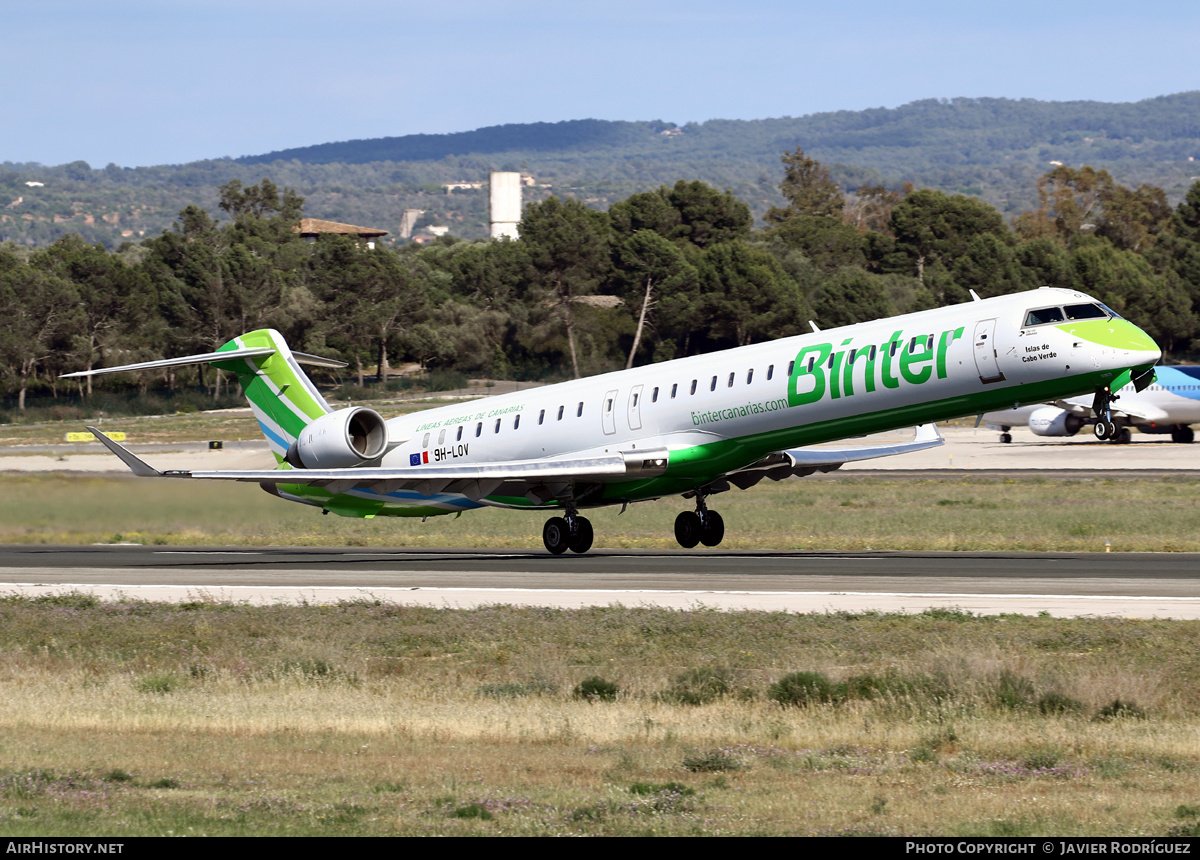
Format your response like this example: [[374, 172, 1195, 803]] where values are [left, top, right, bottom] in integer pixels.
[[983, 364, 1200, 444]]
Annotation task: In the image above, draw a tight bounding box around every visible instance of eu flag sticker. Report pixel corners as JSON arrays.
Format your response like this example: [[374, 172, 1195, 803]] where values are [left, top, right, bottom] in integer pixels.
[[409, 453, 421, 466]]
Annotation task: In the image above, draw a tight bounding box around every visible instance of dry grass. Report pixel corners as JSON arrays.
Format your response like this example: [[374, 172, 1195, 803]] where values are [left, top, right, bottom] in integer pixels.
[[0, 598, 1198, 835], [2, 472, 1199, 552]]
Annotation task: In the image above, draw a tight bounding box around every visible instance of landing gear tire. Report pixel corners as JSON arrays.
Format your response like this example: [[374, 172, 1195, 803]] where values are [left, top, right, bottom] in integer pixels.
[[568, 516, 594, 554], [1112, 426, 1132, 445], [542, 517, 570, 555], [1000, 432, 1013, 444], [700, 510, 725, 547], [1093, 420, 1114, 441], [1172, 426, 1195, 444], [674, 511, 702, 549]]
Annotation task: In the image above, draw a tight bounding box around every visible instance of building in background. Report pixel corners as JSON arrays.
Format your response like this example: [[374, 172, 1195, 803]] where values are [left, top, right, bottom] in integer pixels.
[[489, 171, 522, 239], [293, 218, 388, 249]]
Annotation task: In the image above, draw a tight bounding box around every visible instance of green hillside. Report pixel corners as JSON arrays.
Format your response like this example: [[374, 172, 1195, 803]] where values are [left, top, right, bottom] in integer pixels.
[[2, 94, 1199, 249]]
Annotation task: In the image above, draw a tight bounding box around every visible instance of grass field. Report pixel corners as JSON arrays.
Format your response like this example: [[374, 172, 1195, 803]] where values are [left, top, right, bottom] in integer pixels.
[[2, 471, 1199, 552], [0, 596, 1198, 836], [4, 413, 1200, 835]]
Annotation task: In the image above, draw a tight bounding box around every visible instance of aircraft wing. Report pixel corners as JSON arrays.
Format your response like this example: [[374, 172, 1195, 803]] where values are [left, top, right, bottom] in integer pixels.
[[719, 424, 943, 490], [88, 426, 628, 479], [1107, 402, 1170, 424], [1047, 397, 1170, 425], [87, 422, 939, 504], [85, 426, 647, 503], [782, 422, 943, 466]]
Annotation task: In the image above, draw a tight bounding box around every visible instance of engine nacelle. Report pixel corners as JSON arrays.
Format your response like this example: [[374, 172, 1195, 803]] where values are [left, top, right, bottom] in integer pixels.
[[285, 407, 389, 468], [1028, 406, 1085, 437]]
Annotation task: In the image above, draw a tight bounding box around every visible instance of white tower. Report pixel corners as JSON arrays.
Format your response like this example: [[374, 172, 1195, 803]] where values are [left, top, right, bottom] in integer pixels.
[[489, 171, 522, 239]]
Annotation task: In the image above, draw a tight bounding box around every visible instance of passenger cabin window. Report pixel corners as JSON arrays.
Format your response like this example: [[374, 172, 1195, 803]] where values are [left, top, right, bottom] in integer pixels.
[[538, 409, 545, 425], [438, 429, 446, 445], [690, 379, 698, 395], [767, 364, 774, 381], [728, 372, 735, 388], [632, 392, 639, 407], [494, 418, 501, 434], [746, 369, 754, 385], [457, 426, 463, 442], [513, 414, 520, 430], [670, 383, 678, 399], [1024, 306, 1065, 327], [475, 422, 482, 437], [606, 398, 613, 412], [652, 387, 659, 403], [710, 375, 717, 391], [787, 360, 795, 376], [422, 433, 430, 448], [557, 405, 564, 421], [1064, 303, 1108, 320], [577, 402, 584, 417]]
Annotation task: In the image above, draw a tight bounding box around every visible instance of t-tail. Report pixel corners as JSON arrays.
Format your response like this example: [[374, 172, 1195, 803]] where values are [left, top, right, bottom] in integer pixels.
[[62, 330, 388, 466]]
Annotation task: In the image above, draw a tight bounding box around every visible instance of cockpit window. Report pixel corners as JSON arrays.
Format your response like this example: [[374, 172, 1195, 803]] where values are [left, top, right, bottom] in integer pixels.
[[1023, 306, 1064, 327], [1064, 303, 1108, 321], [1098, 303, 1124, 320]]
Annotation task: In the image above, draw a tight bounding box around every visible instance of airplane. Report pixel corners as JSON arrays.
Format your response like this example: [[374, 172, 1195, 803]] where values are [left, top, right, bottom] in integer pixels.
[[64, 287, 1160, 554], [982, 365, 1200, 444]]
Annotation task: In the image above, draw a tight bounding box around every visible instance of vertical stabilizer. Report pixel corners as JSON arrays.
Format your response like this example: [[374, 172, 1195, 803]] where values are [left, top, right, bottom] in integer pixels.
[[209, 330, 333, 461]]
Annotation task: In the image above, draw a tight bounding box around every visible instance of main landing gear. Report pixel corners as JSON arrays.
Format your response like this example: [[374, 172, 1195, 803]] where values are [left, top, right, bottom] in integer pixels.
[[673, 494, 725, 549], [542, 509, 593, 555], [540, 495, 727, 555]]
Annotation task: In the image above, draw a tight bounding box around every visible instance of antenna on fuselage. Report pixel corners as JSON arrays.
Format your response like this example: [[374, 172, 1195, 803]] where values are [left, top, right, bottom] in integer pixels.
[[809, 320, 820, 332], [969, 290, 982, 302]]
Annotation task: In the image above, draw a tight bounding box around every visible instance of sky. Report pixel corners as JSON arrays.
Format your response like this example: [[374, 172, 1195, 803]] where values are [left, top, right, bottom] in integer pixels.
[[3, 0, 1198, 168]]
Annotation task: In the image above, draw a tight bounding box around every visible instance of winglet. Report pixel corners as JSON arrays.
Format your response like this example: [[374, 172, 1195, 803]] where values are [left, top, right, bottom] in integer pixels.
[[86, 427, 164, 477]]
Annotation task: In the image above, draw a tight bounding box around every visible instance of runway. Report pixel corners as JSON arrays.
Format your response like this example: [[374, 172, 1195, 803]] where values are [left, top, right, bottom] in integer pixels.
[[2, 544, 1199, 619]]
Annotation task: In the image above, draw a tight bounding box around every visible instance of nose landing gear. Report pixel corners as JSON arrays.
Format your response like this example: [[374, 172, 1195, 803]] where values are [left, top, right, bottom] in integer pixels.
[[1091, 385, 1121, 441]]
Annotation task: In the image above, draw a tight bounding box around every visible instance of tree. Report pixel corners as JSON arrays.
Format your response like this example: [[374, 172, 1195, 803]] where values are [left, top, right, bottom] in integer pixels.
[[35, 235, 157, 395], [218, 178, 304, 223], [519, 197, 611, 378], [664, 180, 752, 248], [807, 269, 897, 329], [769, 215, 866, 271], [308, 237, 428, 384], [0, 264, 78, 410], [887, 189, 1009, 301], [765, 147, 844, 223], [609, 181, 750, 249], [611, 230, 696, 367], [690, 242, 808, 351], [844, 183, 912, 234]]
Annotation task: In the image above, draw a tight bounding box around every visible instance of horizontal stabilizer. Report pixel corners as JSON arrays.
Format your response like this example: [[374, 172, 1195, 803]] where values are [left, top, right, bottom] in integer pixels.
[[61, 347, 276, 378], [86, 426, 162, 477], [61, 346, 346, 378]]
